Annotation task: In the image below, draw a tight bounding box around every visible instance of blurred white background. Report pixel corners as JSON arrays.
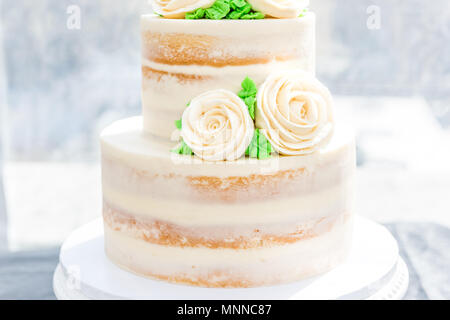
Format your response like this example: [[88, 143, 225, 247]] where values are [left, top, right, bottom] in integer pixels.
[[0, 0, 449, 251]]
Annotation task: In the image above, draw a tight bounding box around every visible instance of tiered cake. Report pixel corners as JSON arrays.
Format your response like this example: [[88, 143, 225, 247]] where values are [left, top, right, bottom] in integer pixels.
[[100, 0, 356, 288]]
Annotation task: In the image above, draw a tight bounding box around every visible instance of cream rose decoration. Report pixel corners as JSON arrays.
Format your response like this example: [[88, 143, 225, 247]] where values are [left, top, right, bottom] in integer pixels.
[[247, 0, 308, 18], [255, 71, 334, 156], [152, 0, 216, 19], [181, 89, 255, 161]]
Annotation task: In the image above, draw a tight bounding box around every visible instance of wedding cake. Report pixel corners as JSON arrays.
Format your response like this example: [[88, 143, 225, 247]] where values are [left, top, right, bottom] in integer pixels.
[[100, 0, 356, 288]]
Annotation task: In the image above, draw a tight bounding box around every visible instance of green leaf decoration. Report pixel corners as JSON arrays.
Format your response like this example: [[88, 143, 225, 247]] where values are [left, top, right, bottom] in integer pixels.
[[226, 10, 242, 19], [174, 100, 190, 131], [171, 139, 194, 156], [241, 11, 265, 19], [185, 8, 205, 19], [257, 130, 271, 159], [246, 129, 274, 159], [239, 76, 258, 98], [240, 3, 253, 14], [230, 0, 247, 9], [267, 137, 273, 154], [175, 119, 182, 130], [185, 0, 263, 20], [246, 130, 259, 158], [205, 0, 231, 20], [227, 3, 251, 19], [299, 8, 308, 17], [244, 96, 256, 120], [238, 76, 257, 120]]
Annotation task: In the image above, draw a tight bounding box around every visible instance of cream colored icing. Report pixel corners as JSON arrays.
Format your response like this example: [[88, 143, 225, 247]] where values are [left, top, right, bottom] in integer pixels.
[[103, 182, 354, 226], [106, 216, 350, 266], [100, 117, 355, 226], [141, 13, 315, 36], [151, 0, 216, 18], [180, 89, 254, 161], [104, 214, 353, 287], [140, 14, 316, 139], [105, 202, 350, 242], [255, 71, 334, 156], [248, 0, 309, 18], [101, 117, 354, 177]]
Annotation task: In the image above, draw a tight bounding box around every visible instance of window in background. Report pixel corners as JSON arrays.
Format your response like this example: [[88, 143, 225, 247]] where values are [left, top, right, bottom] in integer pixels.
[[2, 0, 148, 250], [0, 2, 8, 251], [314, 0, 450, 227]]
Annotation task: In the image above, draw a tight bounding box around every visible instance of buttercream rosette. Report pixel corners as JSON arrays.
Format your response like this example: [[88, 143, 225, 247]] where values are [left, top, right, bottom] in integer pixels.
[[247, 0, 309, 18], [181, 89, 255, 161], [151, 0, 216, 18], [255, 71, 334, 156]]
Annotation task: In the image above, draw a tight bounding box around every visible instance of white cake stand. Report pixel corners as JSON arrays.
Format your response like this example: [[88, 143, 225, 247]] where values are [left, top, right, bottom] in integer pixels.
[[53, 216, 409, 300]]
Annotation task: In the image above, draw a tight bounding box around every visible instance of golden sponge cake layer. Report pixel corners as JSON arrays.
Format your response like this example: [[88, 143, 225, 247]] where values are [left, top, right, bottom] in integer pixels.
[[141, 15, 316, 139]]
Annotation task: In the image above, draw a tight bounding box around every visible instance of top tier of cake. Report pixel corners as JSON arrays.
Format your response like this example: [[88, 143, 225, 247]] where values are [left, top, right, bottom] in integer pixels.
[[141, 14, 316, 139]]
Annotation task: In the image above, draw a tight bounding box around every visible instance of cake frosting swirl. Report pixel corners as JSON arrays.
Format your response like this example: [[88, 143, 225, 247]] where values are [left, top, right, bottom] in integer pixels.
[[181, 89, 255, 161], [255, 71, 334, 156], [247, 0, 309, 18], [151, 0, 216, 18]]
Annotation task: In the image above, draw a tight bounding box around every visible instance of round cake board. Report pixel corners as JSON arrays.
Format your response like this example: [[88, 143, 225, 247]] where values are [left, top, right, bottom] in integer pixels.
[[53, 216, 409, 300]]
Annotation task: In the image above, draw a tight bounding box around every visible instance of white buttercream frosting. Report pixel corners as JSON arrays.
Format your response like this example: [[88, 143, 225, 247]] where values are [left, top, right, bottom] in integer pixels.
[[255, 70, 334, 156], [140, 14, 316, 139], [151, 0, 215, 18], [181, 89, 255, 161], [104, 215, 352, 287], [247, 0, 309, 18], [101, 117, 356, 226]]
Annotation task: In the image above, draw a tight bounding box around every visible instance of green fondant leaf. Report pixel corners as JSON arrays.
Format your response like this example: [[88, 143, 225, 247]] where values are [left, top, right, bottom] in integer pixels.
[[227, 2, 251, 19], [181, 141, 194, 155], [185, 0, 262, 20], [205, 0, 231, 20], [241, 11, 265, 19], [299, 8, 309, 17], [239, 3, 252, 14], [257, 131, 270, 159], [175, 119, 182, 130], [185, 8, 206, 19], [267, 137, 273, 154], [171, 143, 182, 154], [239, 76, 257, 120], [238, 76, 257, 98], [230, 0, 247, 10], [171, 139, 194, 156], [244, 96, 256, 120], [226, 10, 242, 19], [246, 129, 274, 159], [246, 130, 259, 158]]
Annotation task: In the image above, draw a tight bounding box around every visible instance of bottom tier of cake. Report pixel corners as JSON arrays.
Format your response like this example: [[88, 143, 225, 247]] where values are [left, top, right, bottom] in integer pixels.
[[100, 117, 356, 288]]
